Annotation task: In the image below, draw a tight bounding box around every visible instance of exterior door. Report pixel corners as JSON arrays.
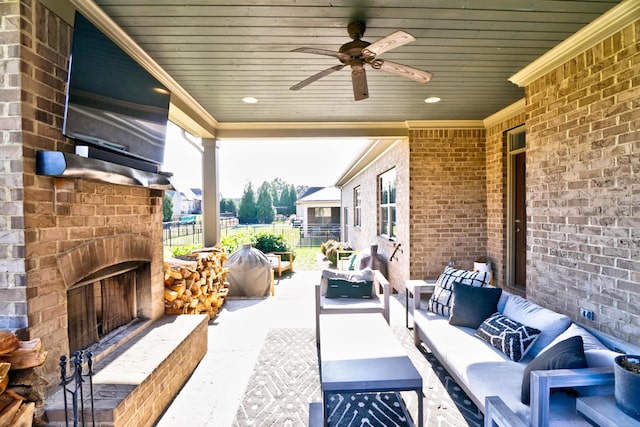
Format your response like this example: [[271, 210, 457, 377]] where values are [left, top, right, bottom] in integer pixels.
[[508, 127, 526, 289], [513, 152, 526, 287]]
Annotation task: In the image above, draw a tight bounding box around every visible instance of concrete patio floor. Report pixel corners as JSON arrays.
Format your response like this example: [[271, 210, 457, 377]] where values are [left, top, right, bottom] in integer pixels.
[[154, 269, 420, 427]]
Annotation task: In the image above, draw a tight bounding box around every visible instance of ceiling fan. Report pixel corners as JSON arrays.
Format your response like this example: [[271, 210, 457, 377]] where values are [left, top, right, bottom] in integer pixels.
[[290, 21, 433, 101]]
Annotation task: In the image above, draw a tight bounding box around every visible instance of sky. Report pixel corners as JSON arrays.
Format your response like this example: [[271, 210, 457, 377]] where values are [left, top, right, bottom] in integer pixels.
[[162, 122, 369, 199]]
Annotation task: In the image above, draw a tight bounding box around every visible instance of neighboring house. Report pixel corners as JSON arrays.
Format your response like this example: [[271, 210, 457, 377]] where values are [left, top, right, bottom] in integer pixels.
[[296, 187, 341, 244], [190, 188, 203, 214], [169, 183, 202, 216]]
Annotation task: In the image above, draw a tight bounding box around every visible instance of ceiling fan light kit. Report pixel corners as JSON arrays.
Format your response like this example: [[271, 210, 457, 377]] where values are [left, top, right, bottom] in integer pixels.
[[290, 21, 433, 101]]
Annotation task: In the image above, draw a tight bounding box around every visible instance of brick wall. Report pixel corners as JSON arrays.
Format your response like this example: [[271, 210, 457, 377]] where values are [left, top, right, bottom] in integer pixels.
[[340, 139, 409, 292], [485, 113, 526, 290], [408, 128, 488, 280], [525, 20, 639, 344], [0, 0, 167, 397], [340, 130, 489, 293]]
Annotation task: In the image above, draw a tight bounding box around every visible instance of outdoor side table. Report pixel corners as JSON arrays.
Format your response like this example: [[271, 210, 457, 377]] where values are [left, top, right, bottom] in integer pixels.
[[404, 279, 437, 329], [576, 395, 640, 427]]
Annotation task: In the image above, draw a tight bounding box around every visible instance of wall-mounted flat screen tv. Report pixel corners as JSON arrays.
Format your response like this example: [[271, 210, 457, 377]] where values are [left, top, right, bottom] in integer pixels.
[[63, 12, 171, 172]]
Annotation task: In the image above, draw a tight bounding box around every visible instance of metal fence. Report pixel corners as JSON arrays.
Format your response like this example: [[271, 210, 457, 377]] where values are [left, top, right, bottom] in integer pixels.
[[298, 223, 341, 247], [163, 220, 203, 247], [163, 218, 341, 249]]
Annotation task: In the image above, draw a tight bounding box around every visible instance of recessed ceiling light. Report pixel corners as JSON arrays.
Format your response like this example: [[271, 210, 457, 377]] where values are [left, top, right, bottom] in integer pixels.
[[242, 97, 259, 104], [424, 96, 441, 104], [153, 87, 170, 95]]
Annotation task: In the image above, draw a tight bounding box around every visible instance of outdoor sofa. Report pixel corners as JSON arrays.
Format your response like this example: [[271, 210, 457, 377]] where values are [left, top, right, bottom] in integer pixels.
[[412, 266, 638, 427]]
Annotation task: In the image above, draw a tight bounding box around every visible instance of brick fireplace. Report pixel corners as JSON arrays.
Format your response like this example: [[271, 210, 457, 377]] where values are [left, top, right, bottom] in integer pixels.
[[0, 0, 168, 414]]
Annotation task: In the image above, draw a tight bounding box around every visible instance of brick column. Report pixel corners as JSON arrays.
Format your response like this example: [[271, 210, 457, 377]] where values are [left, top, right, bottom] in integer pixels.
[[0, 0, 27, 334]]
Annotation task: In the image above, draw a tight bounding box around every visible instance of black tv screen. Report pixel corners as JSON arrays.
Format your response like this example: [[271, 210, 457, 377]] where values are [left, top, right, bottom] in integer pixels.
[[63, 12, 171, 169]]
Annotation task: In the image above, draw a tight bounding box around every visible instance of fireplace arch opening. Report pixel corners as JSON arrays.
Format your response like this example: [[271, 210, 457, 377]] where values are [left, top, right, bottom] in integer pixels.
[[57, 235, 155, 354]]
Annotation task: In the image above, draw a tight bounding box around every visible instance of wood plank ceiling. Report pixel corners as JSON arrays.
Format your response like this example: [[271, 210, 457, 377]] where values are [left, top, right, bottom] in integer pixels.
[[92, 0, 622, 124]]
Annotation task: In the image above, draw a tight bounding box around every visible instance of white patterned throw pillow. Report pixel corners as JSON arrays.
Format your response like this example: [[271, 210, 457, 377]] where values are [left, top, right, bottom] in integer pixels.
[[475, 312, 541, 362], [427, 266, 491, 317]]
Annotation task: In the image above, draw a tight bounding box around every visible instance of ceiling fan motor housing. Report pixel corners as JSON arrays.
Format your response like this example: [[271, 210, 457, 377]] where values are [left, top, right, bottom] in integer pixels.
[[347, 21, 366, 39]]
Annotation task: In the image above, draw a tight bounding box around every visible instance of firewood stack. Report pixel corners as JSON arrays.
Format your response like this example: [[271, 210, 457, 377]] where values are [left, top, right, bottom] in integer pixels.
[[164, 247, 230, 319], [0, 331, 48, 426]]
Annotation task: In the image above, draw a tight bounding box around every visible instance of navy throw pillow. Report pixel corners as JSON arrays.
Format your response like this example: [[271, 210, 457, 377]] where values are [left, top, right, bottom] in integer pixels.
[[449, 281, 503, 329]]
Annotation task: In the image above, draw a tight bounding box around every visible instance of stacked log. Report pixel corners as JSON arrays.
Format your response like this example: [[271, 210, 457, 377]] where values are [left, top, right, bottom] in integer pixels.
[[164, 247, 230, 319], [0, 332, 47, 426]]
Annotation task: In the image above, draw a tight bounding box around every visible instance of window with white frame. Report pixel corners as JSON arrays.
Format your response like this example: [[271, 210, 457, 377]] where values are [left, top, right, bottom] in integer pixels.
[[379, 168, 396, 239], [354, 186, 362, 227]]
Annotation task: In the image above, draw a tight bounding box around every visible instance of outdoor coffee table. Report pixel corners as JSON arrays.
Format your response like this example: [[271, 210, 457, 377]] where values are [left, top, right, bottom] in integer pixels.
[[317, 313, 423, 426]]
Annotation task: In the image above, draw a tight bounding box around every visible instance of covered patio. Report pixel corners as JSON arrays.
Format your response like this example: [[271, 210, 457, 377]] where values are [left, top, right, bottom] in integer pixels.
[[155, 268, 483, 427], [0, 0, 638, 425]]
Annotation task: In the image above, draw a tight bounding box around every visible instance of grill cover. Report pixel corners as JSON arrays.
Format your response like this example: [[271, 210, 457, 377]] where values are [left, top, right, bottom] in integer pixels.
[[226, 243, 272, 297]]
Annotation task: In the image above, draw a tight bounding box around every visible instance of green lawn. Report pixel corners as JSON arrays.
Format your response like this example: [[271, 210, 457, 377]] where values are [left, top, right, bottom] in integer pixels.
[[164, 223, 328, 271], [292, 246, 326, 270]]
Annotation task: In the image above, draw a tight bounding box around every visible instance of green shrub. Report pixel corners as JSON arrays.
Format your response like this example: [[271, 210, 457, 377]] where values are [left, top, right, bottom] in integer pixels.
[[220, 231, 295, 261], [220, 232, 252, 255], [254, 231, 295, 261], [171, 244, 202, 257]]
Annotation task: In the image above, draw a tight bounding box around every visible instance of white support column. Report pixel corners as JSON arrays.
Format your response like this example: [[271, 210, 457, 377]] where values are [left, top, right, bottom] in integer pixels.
[[202, 138, 220, 246]]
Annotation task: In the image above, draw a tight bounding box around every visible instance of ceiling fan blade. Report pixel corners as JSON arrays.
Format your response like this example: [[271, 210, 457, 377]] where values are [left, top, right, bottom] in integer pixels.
[[363, 30, 416, 58], [376, 60, 433, 84], [351, 66, 369, 101], [291, 47, 350, 62], [290, 64, 345, 91]]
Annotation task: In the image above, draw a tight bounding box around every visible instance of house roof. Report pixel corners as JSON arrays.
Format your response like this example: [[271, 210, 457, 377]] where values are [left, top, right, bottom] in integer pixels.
[[299, 186, 324, 199], [297, 186, 340, 203], [171, 182, 201, 201], [56, 0, 635, 139]]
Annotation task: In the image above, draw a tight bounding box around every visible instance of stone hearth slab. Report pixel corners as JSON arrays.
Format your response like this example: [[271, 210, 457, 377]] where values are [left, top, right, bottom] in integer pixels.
[[45, 314, 208, 427]]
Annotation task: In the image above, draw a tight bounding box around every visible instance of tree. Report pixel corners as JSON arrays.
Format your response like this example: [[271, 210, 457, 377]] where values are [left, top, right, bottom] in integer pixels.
[[270, 178, 287, 199], [256, 181, 274, 224], [296, 185, 309, 199], [237, 182, 257, 224], [275, 183, 296, 216], [220, 197, 237, 216], [286, 184, 297, 215], [163, 195, 173, 222]]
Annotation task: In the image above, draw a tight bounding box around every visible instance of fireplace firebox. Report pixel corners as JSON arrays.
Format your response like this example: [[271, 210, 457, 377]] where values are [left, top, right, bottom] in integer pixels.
[[67, 262, 149, 353]]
